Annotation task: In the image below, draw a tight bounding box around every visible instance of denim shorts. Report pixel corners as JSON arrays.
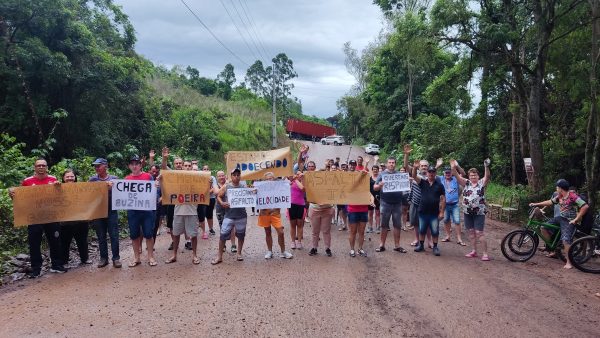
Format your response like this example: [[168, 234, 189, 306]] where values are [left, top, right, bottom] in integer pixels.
[[127, 210, 154, 239], [418, 213, 440, 237], [220, 217, 247, 241], [380, 200, 403, 229], [444, 203, 460, 224], [548, 216, 575, 244], [348, 211, 368, 223], [463, 213, 485, 231]]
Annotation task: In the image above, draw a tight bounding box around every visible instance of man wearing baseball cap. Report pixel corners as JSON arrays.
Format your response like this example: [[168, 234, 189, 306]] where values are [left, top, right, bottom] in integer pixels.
[[529, 178, 589, 269], [89, 157, 122, 268], [212, 168, 248, 264], [412, 163, 445, 256]]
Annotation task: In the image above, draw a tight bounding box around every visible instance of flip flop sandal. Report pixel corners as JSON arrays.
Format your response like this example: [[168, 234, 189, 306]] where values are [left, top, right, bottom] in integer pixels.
[[148, 260, 157, 267], [441, 238, 451, 242], [128, 261, 141, 267], [410, 241, 418, 246], [165, 257, 177, 264], [393, 247, 408, 253], [192, 257, 200, 265], [236, 256, 244, 261], [481, 255, 490, 261], [210, 259, 222, 265], [375, 246, 386, 252], [457, 241, 467, 246]]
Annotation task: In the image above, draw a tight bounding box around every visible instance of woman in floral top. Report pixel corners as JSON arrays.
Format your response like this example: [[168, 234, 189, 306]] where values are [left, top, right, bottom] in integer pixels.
[[451, 159, 491, 261]]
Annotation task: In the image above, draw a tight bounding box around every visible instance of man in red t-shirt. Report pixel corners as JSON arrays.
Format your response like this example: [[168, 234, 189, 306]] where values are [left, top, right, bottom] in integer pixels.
[[9, 158, 67, 278]]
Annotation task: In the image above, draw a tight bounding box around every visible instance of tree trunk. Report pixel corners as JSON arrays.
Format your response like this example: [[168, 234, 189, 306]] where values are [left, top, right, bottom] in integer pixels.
[[511, 97, 517, 186], [527, 0, 555, 192], [586, 0, 600, 211]]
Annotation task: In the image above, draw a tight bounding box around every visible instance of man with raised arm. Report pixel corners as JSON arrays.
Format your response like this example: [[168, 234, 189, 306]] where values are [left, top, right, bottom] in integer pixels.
[[412, 159, 446, 256]]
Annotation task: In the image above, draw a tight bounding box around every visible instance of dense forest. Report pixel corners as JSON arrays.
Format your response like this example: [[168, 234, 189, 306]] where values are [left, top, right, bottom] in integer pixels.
[[334, 0, 599, 211]]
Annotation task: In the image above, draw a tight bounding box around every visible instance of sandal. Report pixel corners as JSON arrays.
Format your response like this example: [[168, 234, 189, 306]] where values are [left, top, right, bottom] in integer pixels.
[[210, 259, 222, 265], [545, 252, 557, 259], [164, 257, 177, 264], [441, 238, 451, 242], [375, 246, 386, 252], [393, 247, 407, 253], [410, 241, 418, 246], [481, 254, 490, 261], [128, 261, 141, 267], [236, 256, 244, 261], [457, 241, 467, 246], [358, 249, 367, 257], [349, 250, 356, 257], [192, 257, 200, 265], [465, 251, 478, 258], [148, 260, 157, 267]]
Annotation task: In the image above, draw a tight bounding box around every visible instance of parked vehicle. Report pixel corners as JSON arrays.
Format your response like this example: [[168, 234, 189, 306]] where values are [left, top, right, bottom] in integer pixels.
[[365, 143, 380, 154], [286, 118, 336, 141], [321, 135, 345, 146]]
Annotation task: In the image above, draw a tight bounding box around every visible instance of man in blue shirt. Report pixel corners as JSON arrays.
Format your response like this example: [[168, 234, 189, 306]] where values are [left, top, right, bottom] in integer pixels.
[[438, 166, 465, 245]]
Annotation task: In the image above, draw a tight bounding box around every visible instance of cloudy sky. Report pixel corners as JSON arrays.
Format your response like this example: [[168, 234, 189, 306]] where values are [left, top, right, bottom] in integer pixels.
[[114, 0, 384, 118]]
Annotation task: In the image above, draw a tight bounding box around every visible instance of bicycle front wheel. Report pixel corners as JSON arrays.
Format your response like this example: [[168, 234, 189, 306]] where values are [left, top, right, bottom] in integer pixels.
[[568, 236, 600, 274], [501, 229, 538, 262]]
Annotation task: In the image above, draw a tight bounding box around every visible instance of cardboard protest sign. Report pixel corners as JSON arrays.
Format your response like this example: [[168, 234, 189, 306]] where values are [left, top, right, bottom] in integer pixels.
[[112, 180, 157, 211], [382, 173, 410, 193], [304, 171, 370, 205], [226, 187, 256, 208], [226, 147, 293, 180], [253, 180, 291, 209], [160, 170, 211, 205], [12, 182, 108, 227]]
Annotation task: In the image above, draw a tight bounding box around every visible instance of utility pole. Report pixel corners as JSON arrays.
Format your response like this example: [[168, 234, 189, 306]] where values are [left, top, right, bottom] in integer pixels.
[[271, 64, 277, 149]]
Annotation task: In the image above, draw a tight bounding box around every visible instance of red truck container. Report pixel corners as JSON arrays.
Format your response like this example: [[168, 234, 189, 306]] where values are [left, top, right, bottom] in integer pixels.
[[286, 118, 336, 140]]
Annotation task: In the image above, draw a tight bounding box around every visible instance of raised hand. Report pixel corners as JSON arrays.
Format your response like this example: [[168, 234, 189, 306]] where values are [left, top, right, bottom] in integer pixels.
[[149, 149, 155, 159], [449, 159, 458, 168], [403, 144, 412, 154], [484, 158, 491, 167], [162, 146, 169, 158], [413, 159, 420, 168], [436, 158, 443, 168]]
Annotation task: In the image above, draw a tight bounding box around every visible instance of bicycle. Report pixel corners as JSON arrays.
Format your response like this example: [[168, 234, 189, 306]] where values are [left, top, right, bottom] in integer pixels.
[[567, 211, 600, 273], [501, 207, 584, 262]]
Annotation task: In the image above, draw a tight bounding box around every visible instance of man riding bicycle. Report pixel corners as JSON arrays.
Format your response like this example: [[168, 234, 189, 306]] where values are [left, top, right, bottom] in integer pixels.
[[529, 179, 589, 269]]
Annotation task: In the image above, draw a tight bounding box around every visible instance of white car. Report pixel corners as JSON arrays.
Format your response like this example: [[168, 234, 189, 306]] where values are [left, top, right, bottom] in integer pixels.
[[365, 143, 380, 155], [321, 135, 345, 146]]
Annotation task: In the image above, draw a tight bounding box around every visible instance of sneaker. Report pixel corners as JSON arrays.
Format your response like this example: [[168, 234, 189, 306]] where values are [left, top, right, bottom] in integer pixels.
[[231, 244, 237, 253], [349, 249, 356, 257], [376, 227, 381, 234], [281, 251, 294, 259], [168, 242, 174, 250], [28, 269, 41, 278], [209, 228, 216, 235], [202, 232, 209, 240], [414, 244, 424, 252], [325, 248, 332, 257], [264, 251, 273, 259], [296, 241, 303, 249], [113, 260, 122, 268], [358, 249, 367, 257], [185, 241, 192, 250], [308, 248, 318, 256], [50, 265, 68, 273], [433, 247, 441, 256], [97, 258, 109, 268], [366, 227, 373, 233], [290, 241, 296, 249]]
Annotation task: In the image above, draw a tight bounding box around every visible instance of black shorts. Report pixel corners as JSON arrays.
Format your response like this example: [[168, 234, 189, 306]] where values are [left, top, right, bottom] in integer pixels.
[[288, 203, 305, 220], [166, 204, 175, 229], [197, 198, 216, 222], [368, 199, 380, 211]]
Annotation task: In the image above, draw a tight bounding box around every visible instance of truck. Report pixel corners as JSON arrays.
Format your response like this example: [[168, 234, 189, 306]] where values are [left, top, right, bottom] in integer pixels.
[[285, 118, 336, 141]]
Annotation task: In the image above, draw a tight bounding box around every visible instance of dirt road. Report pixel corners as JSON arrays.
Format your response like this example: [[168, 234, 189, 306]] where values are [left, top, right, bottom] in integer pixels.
[[1, 142, 599, 337], [1, 217, 598, 337]]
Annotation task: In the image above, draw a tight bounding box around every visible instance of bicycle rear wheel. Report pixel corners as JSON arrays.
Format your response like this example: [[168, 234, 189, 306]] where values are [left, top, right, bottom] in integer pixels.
[[501, 230, 538, 262], [568, 236, 600, 274]]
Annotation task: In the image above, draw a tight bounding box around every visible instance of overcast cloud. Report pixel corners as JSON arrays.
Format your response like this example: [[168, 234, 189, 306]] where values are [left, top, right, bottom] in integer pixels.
[[114, 0, 384, 118]]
